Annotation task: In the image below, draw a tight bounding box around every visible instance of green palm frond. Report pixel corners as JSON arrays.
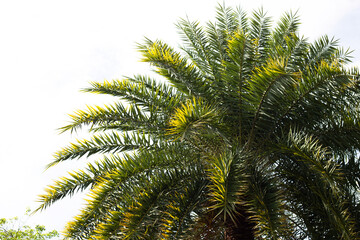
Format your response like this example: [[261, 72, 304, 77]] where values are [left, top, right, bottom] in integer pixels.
[[306, 35, 339, 67], [271, 10, 300, 50], [268, 61, 353, 135], [160, 179, 207, 239], [138, 39, 209, 98], [246, 58, 297, 140], [223, 29, 253, 91], [276, 129, 356, 239], [283, 129, 342, 192], [37, 156, 120, 212], [206, 150, 244, 223], [94, 167, 204, 239], [83, 76, 184, 113], [60, 101, 164, 134], [49, 131, 161, 168], [246, 167, 290, 239], [206, 4, 248, 67], [215, 3, 241, 37], [63, 145, 198, 239], [167, 97, 224, 143], [177, 18, 220, 81], [249, 8, 272, 66]]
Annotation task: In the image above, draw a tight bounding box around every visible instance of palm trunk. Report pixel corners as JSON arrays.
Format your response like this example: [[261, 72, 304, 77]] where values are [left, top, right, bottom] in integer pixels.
[[225, 209, 255, 240]]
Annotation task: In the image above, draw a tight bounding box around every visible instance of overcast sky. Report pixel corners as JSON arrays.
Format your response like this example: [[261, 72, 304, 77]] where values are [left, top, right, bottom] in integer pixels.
[[1, 0, 359, 237]]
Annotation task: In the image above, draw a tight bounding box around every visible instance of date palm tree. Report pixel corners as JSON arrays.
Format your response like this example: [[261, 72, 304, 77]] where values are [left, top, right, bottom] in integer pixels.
[[37, 5, 360, 239]]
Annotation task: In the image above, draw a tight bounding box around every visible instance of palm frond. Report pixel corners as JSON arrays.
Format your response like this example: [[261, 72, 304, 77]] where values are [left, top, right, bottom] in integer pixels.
[[246, 58, 297, 141], [37, 156, 119, 212], [206, 150, 243, 223], [94, 167, 203, 239], [271, 11, 301, 50], [215, 3, 240, 36], [249, 8, 272, 67], [177, 18, 220, 81], [160, 179, 207, 239], [83, 76, 184, 113], [60, 102, 163, 134], [306, 35, 339, 67], [49, 131, 160, 168], [63, 145, 198, 238], [269, 61, 353, 135], [246, 167, 290, 239], [276, 129, 357, 239], [168, 97, 224, 144], [138, 39, 209, 98]]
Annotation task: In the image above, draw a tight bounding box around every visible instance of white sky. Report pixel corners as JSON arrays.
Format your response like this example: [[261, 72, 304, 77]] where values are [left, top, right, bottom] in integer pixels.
[[0, 0, 359, 237]]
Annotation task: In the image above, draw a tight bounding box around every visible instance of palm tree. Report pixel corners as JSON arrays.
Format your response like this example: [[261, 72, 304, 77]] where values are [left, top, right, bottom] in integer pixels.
[[37, 5, 360, 239]]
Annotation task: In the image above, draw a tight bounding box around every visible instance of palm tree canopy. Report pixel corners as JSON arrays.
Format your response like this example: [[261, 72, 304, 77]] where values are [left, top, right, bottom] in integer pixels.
[[38, 4, 360, 240]]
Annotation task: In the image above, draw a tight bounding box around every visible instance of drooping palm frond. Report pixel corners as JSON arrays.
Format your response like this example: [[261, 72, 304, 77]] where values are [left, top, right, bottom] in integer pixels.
[[246, 167, 290, 240], [37, 156, 120, 212], [275, 129, 357, 239], [63, 144, 201, 239], [94, 167, 205, 240]]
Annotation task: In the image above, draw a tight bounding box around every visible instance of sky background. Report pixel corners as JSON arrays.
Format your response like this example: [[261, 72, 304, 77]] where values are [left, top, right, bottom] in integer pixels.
[[1, 0, 360, 237]]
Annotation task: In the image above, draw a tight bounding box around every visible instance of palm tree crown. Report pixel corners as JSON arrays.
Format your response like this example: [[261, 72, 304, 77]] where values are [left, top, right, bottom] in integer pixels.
[[38, 5, 360, 240]]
